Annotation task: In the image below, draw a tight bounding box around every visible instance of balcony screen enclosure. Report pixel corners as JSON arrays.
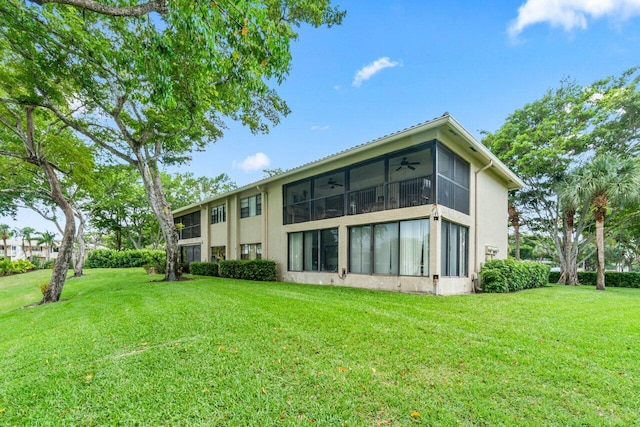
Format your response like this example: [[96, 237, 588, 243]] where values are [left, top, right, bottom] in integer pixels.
[[283, 140, 469, 225]]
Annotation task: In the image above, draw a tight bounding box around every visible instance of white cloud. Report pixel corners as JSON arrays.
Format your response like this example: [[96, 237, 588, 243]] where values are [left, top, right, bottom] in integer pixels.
[[352, 57, 400, 87], [508, 0, 640, 38], [311, 125, 330, 131], [233, 152, 271, 172]]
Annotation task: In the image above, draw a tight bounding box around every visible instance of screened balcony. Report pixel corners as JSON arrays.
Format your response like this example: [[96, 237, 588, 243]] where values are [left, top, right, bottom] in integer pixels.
[[282, 140, 468, 225]]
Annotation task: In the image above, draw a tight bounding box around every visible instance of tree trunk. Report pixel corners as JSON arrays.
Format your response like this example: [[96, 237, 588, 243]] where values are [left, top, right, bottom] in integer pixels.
[[73, 210, 86, 277], [21, 106, 75, 303], [508, 204, 520, 260], [134, 154, 179, 281], [38, 160, 75, 303], [595, 209, 606, 291], [558, 209, 579, 285]]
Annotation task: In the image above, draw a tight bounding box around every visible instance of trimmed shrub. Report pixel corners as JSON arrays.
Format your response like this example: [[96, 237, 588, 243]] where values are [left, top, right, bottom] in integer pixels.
[[218, 259, 277, 282], [86, 249, 166, 269], [480, 259, 549, 293], [549, 270, 640, 288], [0, 258, 37, 276], [190, 262, 219, 277]]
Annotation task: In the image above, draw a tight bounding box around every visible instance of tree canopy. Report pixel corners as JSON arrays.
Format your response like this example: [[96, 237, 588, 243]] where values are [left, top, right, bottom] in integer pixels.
[[0, 0, 345, 284]]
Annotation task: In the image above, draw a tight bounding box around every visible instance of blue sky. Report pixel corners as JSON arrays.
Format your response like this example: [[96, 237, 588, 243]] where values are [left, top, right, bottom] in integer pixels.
[[187, 0, 640, 186], [4, 0, 640, 234]]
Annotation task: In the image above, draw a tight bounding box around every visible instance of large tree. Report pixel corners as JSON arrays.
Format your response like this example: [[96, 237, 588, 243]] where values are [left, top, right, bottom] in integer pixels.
[[483, 69, 640, 284], [88, 166, 237, 250], [0, 52, 94, 303], [569, 155, 640, 290], [0, 0, 344, 281], [482, 78, 595, 284]]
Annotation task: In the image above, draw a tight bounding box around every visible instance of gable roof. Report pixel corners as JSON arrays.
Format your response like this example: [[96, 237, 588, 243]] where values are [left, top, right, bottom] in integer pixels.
[[174, 113, 524, 214]]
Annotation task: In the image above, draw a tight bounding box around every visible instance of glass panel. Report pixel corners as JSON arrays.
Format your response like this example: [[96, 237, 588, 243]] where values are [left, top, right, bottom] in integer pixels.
[[459, 226, 468, 276], [438, 146, 454, 179], [286, 180, 310, 204], [286, 202, 310, 223], [437, 178, 454, 208], [441, 221, 468, 277], [400, 219, 429, 276], [349, 160, 384, 191], [374, 223, 399, 275], [249, 196, 257, 217], [320, 229, 339, 272], [304, 231, 318, 271], [454, 186, 469, 214], [314, 172, 345, 198], [256, 243, 262, 260], [289, 233, 303, 271], [349, 226, 371, 274], [388, 147, 433, 182], [454, 157, 470, 188]]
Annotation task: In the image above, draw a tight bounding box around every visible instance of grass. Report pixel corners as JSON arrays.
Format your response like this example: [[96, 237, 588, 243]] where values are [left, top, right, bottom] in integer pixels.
[[1, 269, 639, 426]]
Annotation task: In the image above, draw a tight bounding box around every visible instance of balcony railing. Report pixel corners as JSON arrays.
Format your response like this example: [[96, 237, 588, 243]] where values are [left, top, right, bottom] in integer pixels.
[[284, 175, 432, 224], [348, 175, 432, 215]]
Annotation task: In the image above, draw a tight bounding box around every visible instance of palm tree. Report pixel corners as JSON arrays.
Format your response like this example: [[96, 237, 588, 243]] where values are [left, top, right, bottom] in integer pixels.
[[15, 226, 37, 260], [576, 155, 640, 290], [36, 231, 57, 261], [0, 224, 12, 259]]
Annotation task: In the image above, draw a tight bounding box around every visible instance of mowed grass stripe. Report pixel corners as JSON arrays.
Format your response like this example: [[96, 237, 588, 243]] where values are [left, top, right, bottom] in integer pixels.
[[1, 268, 639, 425]]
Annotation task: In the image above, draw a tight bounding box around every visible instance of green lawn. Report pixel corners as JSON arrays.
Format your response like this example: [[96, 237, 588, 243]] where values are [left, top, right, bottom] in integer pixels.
[[1, 269, 639, 426]]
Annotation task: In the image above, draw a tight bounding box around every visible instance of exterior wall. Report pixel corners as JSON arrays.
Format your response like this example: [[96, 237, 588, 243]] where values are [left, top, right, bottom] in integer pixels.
[[175, 117, 518, 296], [475, 169, 510, 267], [1, 240, 58, 261]]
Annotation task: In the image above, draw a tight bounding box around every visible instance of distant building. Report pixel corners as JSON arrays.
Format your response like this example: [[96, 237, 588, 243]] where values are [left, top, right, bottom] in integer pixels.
[[173, 114, 524, 295], [0, 239, 58, 262]]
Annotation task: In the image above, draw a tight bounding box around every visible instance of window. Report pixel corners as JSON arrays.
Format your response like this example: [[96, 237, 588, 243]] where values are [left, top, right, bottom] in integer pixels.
[[437, 145, 470, 214], [175, 211, 201, 239], [373, 223, 399, 275], [211, 246, 225, 262], [241, 194, 262, 218], [179, 244, 201, 264], [441, 220, 468, 277], [350, 219, 430, 276], [400, 219, 430, 276], [288, 228, 338, 272], [211, 204, 226, 224], [349, 226, 371, 274], [241, 243, 262, 260]]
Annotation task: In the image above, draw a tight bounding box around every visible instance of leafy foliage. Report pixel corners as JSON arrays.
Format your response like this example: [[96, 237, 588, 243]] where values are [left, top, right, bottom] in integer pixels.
[[86, 249, 165, 269], [0, 258, 36, 275], [218, 259, 277, 281], [549, 271, 640, 288], [480, 259, 550, 293], [189, 261, 219, 277]]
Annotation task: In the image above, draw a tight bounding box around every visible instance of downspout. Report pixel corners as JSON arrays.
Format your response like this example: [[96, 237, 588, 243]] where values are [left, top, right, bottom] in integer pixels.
[[257, 185, 267, 259], [474, 160, 493, 292]]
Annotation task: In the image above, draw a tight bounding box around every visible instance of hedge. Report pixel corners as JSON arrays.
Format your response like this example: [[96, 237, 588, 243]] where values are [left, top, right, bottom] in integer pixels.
[[218, 259, 277, 282], [549, 271, 640, 288], [0, 258, 37, 276], [480, 259, 550, 293], [189, 262, 219, 277], [86, 249, 166, 268]]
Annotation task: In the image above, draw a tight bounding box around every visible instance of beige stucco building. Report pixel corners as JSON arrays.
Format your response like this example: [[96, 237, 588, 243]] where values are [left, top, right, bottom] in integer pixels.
[[173, 114, 524, 295]]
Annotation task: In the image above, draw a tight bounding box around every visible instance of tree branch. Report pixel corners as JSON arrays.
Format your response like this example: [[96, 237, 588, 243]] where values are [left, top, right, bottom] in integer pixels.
[[31, 0, 168, 17]]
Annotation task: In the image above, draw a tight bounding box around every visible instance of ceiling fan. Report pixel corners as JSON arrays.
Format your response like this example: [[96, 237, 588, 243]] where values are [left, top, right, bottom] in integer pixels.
[[395, 157, 420, 171], [327, 178, 343, 188]]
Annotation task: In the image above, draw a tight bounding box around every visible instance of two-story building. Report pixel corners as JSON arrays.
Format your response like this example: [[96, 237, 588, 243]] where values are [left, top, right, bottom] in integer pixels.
[[173, 114, 523, 295]]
